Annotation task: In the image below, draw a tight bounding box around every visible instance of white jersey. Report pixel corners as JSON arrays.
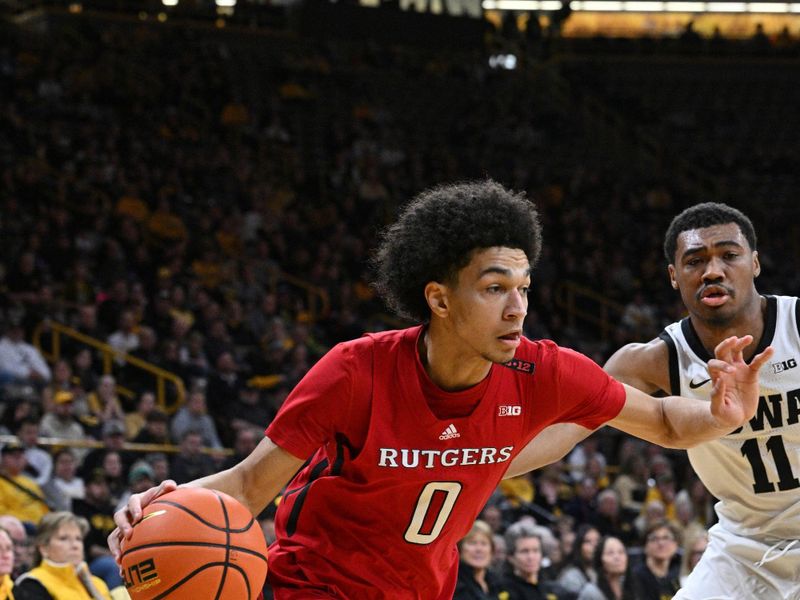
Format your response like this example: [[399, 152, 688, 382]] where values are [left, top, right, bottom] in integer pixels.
[[660, 295, 800, 542]]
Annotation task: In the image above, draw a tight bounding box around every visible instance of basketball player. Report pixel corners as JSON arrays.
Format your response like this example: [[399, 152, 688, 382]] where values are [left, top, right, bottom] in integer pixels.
[[510, 203, 799, 599], [109, 184, 770, 599]]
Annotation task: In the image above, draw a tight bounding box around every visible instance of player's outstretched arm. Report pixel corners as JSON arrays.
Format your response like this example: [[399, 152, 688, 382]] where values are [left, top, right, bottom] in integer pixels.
[[505, 423, 595, 478], [608, 335, 773, 448], [108, 436, 304, 561]]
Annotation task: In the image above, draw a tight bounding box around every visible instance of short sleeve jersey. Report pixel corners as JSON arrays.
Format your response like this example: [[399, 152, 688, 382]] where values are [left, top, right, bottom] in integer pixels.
[[265, 326, 625, 599]]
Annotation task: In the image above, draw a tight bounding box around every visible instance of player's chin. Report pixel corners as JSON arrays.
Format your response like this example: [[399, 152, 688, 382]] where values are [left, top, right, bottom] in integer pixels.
[[485, 347, 517, 364]]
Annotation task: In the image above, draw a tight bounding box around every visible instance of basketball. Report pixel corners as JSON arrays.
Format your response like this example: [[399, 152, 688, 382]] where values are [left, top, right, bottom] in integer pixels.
[[119, 487, 269, 600]]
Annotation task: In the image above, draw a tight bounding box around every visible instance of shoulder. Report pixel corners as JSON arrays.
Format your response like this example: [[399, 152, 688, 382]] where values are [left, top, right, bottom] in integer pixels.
[[14, 573, 51, 599]]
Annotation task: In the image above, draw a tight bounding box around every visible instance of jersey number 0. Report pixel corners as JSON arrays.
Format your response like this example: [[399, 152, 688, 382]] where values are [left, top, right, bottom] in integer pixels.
[[404, 482, 462, 544]]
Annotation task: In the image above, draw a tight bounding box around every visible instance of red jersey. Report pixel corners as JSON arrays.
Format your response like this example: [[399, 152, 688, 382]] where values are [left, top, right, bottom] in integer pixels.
[[265, 326, 624, 599]]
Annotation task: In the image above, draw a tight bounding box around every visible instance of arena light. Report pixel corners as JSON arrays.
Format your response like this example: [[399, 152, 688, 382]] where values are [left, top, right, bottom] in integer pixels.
[[482, 0, 796, 10], [624, 1, 664, 10], [215, 0, 236, 6], [707, 1, 746, 9], [576, 1, 624, 9], [482, 0, 561, 9], [662, 1, 704, 10], [162, 0, 178, 6], [749, 1, 789, 10]]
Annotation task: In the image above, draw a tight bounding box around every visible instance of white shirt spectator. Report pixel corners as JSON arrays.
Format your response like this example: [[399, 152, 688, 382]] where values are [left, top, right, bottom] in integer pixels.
[[0, 332, 51, 383]]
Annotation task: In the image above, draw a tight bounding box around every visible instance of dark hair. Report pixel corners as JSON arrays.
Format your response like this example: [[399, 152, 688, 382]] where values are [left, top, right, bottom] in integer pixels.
[[371, 180, 542, 322], [664, 202, 756, 262], [592, 536, 637, 600], [568, 523, 600, 571], [644, 519, 682, 546]]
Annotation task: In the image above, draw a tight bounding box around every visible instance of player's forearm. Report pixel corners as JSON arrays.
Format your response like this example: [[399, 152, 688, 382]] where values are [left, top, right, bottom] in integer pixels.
[[660, 395, 737, 448], [183, 436, 303, 517], [505, 423, 593, 478]]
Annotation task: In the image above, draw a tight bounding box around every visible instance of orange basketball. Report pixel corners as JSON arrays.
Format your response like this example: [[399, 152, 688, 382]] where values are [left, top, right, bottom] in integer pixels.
[[120, 487, 268, 600]]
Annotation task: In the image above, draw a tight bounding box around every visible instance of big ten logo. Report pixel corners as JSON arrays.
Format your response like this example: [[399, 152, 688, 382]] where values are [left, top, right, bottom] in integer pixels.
[[123, 558, 159, 589], [771, 358, 798, 374], [498, 406, 522, 417]]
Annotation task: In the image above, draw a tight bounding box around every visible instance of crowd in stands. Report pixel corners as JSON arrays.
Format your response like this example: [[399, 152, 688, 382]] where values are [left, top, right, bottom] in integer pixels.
[[0, 10, 797, 599]]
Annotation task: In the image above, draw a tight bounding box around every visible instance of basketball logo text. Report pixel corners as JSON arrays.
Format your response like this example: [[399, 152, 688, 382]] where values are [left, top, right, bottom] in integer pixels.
[[498, 406, 521, 416], [123, 557, 161, 593]]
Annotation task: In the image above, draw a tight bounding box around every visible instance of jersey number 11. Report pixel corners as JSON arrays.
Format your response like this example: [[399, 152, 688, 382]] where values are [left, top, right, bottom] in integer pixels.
[[741, 435, 800, 494]]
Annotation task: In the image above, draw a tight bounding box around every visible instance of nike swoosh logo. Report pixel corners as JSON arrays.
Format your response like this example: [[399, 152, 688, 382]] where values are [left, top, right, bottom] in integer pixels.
[[689, 378, 711, 389]]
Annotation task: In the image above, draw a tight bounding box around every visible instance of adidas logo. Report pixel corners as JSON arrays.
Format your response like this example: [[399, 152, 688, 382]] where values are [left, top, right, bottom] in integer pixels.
[[439, 424, 460, 440]]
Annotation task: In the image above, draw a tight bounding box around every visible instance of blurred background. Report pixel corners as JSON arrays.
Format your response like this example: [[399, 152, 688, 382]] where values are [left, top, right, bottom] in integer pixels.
[[0, 0, 798, 596]]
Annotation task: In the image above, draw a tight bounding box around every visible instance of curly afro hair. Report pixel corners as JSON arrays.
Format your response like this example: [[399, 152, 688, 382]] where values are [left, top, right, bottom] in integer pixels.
[[664, 202, 756, 263], [371, 180, 542, 323]]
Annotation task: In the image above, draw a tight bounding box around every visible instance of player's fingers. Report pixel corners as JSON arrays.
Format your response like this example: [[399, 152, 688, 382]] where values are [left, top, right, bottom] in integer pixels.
[[138, 479, 178, 514], [712, 336, 737, 362], [731, 335, 754, 362], [108, 527, 123, 562], [749, 345, 775, 372], [707, 358, 735, 376]]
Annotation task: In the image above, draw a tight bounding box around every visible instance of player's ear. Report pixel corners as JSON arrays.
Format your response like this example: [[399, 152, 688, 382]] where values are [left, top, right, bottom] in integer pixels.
[[425, 281, 449, 318], [752, 250, 761, 278], [667, 264, 679, 290]]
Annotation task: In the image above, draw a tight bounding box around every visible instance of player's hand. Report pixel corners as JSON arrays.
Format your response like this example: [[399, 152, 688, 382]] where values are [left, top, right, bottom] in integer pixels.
[[108, 479, 178, 563], [707, 335, 773, 430]]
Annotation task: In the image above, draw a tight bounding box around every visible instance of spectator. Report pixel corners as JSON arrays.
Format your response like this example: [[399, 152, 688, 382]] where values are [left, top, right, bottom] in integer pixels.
[[532, 462, 570, 520], [226, 384, 274, 435], [13, 511, 112, 599], [123, 326, 160, 397], [70, 349, 98, 396], [99, 452, 127, 507], [502, 521, 572, 599], [145, 453, 170, 485], [0, 317, 51, 386], [611, 454, 648, 515], [169, 430, 217, 485], [38, 391, 89, 462], [0, 516, 30, 580], [0, 526, 14, 599], [590, 489, 636, 546], [170, 389, 223, 449], [220, 426, 261, 471], [84, 376, 125, 430], [453, 520, 505, 600], [630, 521, 681, 600], [643, 472, 677, 524], [130, 409, 170, 446], [564, 476, 599, 526], [15, 419, 52, 487], [557, 524, 600, 595], [566, 436, 606, 484], [123, 391, 156, 440], [578, 536, 637, 600], [114, 460, 156, 513], [0, 441, 50, 526], [106, 310, 138, 365], [42, 448, 85, 512], [634, 500, 667, 545], [70, 470, 119, 590], [679, 530, 708, 587], [79, 421, 131, 483]]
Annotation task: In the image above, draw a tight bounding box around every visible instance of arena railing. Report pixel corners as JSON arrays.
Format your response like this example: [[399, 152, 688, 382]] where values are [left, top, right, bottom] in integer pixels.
[[32, 321, 186, 413], [0, 434, 231, 457], [555, 281, 625, 342]]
